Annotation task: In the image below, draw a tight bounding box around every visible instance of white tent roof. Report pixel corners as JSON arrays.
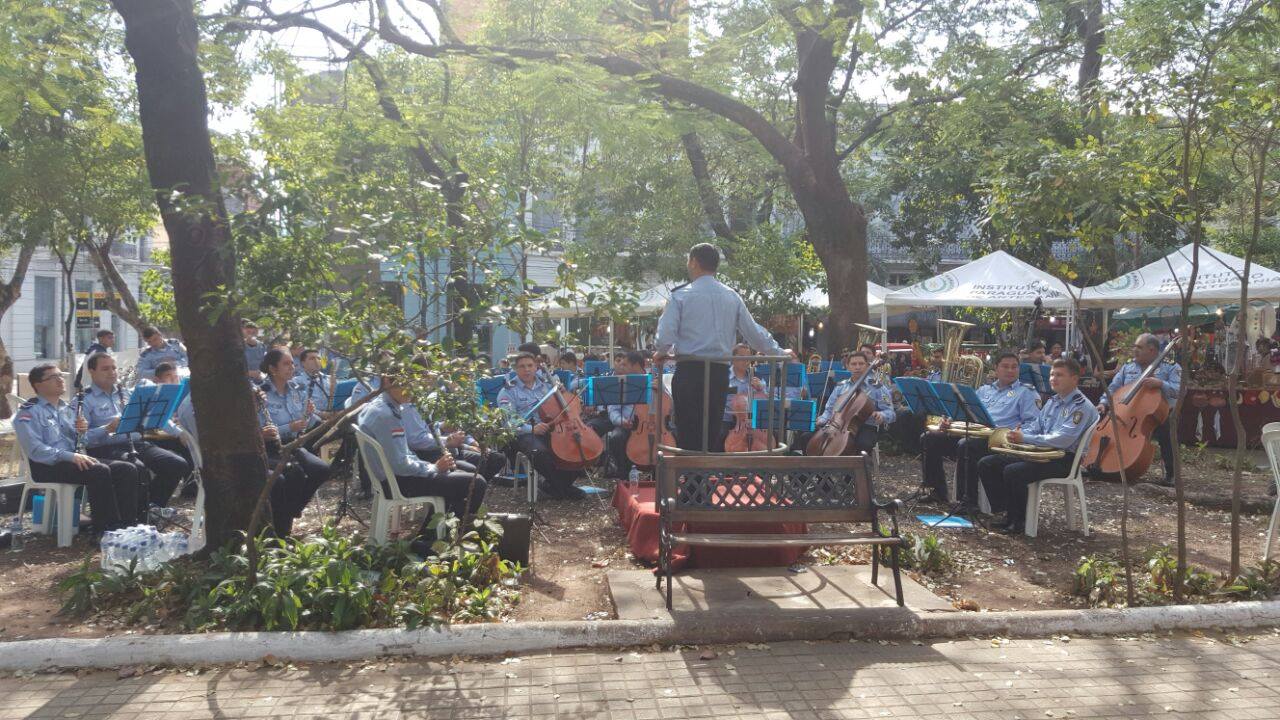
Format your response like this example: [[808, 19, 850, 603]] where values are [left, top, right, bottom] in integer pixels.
[[1079, 244, 1280, 309], [527, 278, 678, 319], [799, 281, 888, 312], [884, 250, 1075, 309]]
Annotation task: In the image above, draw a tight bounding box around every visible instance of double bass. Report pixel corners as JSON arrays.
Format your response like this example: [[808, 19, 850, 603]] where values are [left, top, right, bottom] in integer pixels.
[[723, 372, 769, 453], [626, 370, 675, 468], [805, 358, 889, 457], [534, 379, 604, 470], [1082, 332, 1179, 480]]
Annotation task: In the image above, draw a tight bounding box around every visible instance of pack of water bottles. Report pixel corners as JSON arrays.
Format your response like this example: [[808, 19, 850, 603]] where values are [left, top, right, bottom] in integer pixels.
[[99, 524, 190, 574]]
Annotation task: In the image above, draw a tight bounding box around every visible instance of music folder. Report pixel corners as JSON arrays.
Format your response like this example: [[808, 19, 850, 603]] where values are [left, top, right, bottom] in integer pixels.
[[581, 374, 651, 407], [750, 398, 817, 432], [893, 376, 946, 417], [114, 383, 184, 436]]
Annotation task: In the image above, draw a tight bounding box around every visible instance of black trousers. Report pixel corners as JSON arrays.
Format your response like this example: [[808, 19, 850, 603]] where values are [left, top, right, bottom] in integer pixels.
[[417, 445, 507, 481], [90, 442, 192, 509], [1154, 418, 1175, 478], [976, 453, 1074, 527], [30, 459, 140, 532], [673, 361, 730, 452], [396, 471, 486, 520], [510, 431, 581, 493], [607, 426, 633, 477], [585, 413, 614, 440], [920, 431, 992, 503], [267, 448, 332, 536]]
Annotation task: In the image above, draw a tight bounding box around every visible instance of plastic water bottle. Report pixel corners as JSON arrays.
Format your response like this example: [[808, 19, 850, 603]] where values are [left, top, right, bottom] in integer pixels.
[[628, 466, 640, 492], [7, 516, 25, 553]]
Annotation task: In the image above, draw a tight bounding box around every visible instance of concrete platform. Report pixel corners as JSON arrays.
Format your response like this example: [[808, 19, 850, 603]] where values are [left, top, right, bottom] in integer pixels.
[[608, 565, 955, 633]]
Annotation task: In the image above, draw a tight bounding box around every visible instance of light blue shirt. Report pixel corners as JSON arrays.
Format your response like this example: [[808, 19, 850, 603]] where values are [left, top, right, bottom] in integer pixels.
[[172, 395, 197, 444], [496, 376, 553, 433], [1022, 388, 1098, 452], [14, 397, 79, 466], [243, 341, 267, 375], [976, 379, 1041, 429], [400, 403, 439, 454], [655, 275, 784, 359], [724, 369, 757, 422], [81, 383, 133, 448], [818, 377, 895, 429], [297, 371, 335, 412], [925, 369, 942, 383], [1105, 360, 1181, 406], [346, 377, 381, 409], [356, 394, 438, 479], [261, 379, 320, 442], [608, 403, 636, 427], [136, 339, 188, 380]]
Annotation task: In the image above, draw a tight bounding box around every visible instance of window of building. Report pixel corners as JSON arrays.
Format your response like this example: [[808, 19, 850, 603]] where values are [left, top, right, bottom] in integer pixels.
[[887, 272, 914, 287], [33, 276, 57, 359], [75, 279, 95, 351]]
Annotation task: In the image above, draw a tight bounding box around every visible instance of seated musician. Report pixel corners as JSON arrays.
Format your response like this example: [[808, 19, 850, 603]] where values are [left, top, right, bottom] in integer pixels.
[[400, 373, 507, 483], [259, 348, 333, 536], [919, 352, 1039, 506], [242, 320, 266, 381], [976, 357, 1098, 534], [136, 326, 189, 382], [496, 352, 585, 500], [81, 353, 192, 512], [722, 344, 766, 448], [1025, 340, 1047, 365], [796, 351, 894, 457], [144, 362, 197, 476], [357, 375, 485, 553], [925, 347, 945, 383], [15, 364, 141, 534], [604, 351, 648, 478], [295, 349, 336, 420], [1094, 333, 1180, 486]]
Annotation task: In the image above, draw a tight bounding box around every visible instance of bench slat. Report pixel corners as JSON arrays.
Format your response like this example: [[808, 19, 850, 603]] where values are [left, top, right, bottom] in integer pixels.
[[665, 507, 873, 524], [669, 532, 905, 547]]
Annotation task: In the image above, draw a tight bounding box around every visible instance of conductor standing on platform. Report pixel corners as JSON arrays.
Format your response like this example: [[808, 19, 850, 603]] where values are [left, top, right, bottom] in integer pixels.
[[654, 243, 790, 452]]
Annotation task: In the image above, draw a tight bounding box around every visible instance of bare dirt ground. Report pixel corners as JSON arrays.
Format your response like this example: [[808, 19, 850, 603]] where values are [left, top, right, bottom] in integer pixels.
[[1, 445, 1275, 640]]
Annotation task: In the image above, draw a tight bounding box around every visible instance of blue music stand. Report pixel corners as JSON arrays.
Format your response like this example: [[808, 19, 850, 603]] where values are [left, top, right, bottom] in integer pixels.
[[553, 369, 578, 387], [751, 399, 817, 432], [581, 374, 650, 407], [754, 362, 807, 388], [809, 369, 851, 406], [1020, 363, 1051, 393], [582, 360, 611, 377], [929, 382, 966, 423], [115, 384, 183, 436], [954, 385, 996, 428], [329, 379, 358, 411], [894, 377, 946, 417], [476, 377, 507, 407]]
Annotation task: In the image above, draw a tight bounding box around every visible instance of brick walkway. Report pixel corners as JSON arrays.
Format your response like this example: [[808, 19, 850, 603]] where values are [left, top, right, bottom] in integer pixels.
[[4, 632, 1280, 719]]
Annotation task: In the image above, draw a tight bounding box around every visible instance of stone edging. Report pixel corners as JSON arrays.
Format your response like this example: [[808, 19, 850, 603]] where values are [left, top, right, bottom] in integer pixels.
[[3, 601, 1280, 671]]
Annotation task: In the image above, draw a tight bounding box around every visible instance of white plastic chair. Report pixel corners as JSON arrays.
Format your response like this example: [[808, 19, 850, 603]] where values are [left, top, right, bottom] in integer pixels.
[[15, 443, 84, 548], [1259, 422, 1280, 563], [353, 427, 446, 544], [178, 429, 206, 554], [1024, 418, 1101, 538]]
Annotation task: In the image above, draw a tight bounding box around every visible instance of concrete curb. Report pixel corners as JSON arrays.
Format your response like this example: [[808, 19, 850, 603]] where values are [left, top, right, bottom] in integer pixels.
[[3, 602, 1280, 671]]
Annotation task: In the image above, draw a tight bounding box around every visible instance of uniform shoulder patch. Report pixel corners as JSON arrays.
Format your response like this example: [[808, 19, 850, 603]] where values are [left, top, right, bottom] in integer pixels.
[[1071, 410, 1084, 424]]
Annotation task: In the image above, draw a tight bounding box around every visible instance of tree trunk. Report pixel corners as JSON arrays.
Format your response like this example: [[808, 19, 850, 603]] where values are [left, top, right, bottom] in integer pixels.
[[111, 0, 269, 548], [82, 237, 149, 333], [53, 245, 80, 368], [792, 174, 870, 354]]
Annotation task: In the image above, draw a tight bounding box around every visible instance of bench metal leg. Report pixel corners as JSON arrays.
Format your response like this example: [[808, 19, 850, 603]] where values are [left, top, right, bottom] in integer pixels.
[[871, 542, 880, 587], [890, 544, 904, 607]]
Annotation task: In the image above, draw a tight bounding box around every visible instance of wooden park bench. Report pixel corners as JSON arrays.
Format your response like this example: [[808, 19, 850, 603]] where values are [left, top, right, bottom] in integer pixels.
[[656, 452, 905, 610]]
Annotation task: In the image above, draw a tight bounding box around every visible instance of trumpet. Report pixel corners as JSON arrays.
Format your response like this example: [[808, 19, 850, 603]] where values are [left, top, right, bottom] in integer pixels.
[[987, 427, 1065, 462]]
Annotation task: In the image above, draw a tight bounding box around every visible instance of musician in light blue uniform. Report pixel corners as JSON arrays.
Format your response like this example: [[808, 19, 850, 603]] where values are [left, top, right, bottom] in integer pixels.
[[14, 364, 140, 533], [722, 344, 765, 442], [258, 348, 332, 536], [497, 352, 584, 499], [135, 326, 188, 381], [242, 321, 267, 381], [925, 346, 945, 383], [920, 352, 1040, 506], [603, 351, 648, 478], [1097, 332, 1181, 486], [795, 351, 893, 459], [977, 357, 1099, 534], [81, 353, 191, 510]]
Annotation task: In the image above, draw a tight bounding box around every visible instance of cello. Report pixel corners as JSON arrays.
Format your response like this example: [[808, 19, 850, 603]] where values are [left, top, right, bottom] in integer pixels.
[[723, 374, 769, 453], [1082, 332, 1179, 480], [626, 370, 675, 468], [534, 378, 604, 470], [805, 358, 889, 457]]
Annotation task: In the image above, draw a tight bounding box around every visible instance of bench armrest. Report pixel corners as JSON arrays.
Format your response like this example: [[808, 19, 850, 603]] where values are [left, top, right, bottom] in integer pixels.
[[872, 498, 903, 537]]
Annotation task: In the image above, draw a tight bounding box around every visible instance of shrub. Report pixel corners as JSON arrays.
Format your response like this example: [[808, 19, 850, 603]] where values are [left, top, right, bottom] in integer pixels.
[[1072, 553, 1124, 607], [58, 515, 520, 631], [1219, 560, 1280, 600], [878, 531, 953, 576]]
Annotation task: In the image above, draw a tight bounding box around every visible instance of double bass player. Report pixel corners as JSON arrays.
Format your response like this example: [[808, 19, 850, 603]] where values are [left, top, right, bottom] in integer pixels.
[[1094, 333, 1180, 486]]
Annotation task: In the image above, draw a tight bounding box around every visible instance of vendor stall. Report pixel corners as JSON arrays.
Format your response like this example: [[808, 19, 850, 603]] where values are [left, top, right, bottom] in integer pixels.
[[1081, 244, 1280, 448]]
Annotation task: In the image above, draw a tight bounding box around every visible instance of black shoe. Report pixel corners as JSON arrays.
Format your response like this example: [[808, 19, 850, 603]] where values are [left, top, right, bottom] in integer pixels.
[[1154, 474, 1174, 488], [926, 490, 950, 505], [995, 522, 1024, 536], [410, 538, 436, 556], [491, 474, 517, 488]]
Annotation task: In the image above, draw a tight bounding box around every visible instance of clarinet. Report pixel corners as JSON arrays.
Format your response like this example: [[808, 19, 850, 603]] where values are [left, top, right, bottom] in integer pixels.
[[254, 386, 283, 455], [74, 389, 87, 454]]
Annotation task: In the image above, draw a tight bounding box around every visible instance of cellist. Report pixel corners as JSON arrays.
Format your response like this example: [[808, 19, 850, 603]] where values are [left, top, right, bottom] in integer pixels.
[[604, 351, 648, 477], [496, 352, 586, 500], [1094, 333, 1181, 486], [721, 344, 766, 451], [795, 351, 895, 459]]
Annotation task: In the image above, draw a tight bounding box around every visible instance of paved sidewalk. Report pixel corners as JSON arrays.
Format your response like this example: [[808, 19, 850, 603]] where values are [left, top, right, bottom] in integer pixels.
[[4, 631, 1280, 719]]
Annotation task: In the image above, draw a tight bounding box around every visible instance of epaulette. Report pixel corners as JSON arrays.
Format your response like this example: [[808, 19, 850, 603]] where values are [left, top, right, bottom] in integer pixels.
[[670, 281, 690, 293], [19, 397, 37, 409]]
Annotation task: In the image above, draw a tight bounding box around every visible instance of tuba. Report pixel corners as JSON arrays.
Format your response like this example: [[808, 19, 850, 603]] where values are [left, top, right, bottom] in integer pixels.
[[853, 323, 891, 385], [937, 319, 984, 387]]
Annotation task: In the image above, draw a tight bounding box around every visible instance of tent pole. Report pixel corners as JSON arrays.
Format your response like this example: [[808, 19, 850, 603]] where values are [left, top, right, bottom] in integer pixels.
[[609, 319, 615, 360], [798, 313, 804, 354], [881, 306, 888, 352]]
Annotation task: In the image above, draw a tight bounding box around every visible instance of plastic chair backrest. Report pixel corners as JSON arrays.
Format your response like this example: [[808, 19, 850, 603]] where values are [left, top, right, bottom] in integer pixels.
[[1066, 417, 1101, 480], [177, 428, 203, 471], [1261, 425, 1280, 488], [476, 377, 507, 407], [353, 426, 400, 501]]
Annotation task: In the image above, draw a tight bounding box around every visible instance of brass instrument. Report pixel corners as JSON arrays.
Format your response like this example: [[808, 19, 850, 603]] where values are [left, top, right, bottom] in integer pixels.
[[853, 323, 891, 385], [925, 419, 995, 438], [987, 427, 1065, 462], [937, 318, 984, 387], [806, 353, 822, 374]]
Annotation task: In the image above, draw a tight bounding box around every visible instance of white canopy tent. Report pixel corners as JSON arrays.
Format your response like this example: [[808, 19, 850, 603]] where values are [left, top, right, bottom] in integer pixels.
[[526, 278, 679, 320], [800, 281, 891, 348], [1079, 243, 1280, 309], [884, 250, 1079, 349]]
